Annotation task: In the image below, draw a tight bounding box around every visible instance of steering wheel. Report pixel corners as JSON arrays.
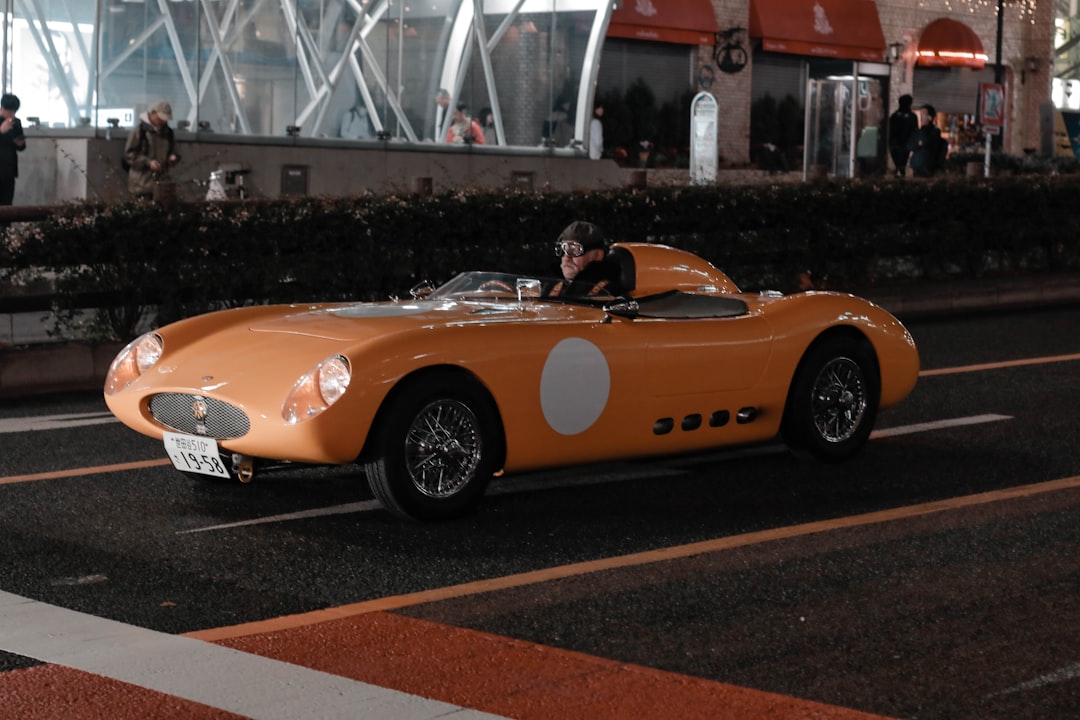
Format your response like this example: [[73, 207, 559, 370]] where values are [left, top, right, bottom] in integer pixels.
[[477, 279, 515, 294]]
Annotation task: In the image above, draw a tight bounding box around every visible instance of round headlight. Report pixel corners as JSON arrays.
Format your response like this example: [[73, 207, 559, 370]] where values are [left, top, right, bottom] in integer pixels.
[[282, 355, 351, 424], [104, 333, 163, 395]]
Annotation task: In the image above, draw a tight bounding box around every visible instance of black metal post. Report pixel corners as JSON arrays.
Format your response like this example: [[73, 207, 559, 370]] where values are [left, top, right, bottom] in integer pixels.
[[994, 0, 1005, 84]]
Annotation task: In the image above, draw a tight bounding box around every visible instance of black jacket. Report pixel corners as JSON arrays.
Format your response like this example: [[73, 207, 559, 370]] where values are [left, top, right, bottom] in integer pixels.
[[551, 255, 628, 297], [0, 117, 25, 180]]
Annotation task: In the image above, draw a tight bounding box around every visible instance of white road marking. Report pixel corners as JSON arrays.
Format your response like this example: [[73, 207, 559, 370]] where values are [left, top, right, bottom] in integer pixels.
[[986, 661, 1080, 698], [0, 590, 506, 720], [177, 501, 383, 534], [869, 413, 1013, 439], [0, 412, 118, 434], [177, 414, 1013, 534]]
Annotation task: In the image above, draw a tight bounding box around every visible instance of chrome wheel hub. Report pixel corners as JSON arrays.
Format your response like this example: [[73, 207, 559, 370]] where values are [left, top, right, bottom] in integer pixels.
[[810, 357, 867, 443], [405, 399, 482, 498]]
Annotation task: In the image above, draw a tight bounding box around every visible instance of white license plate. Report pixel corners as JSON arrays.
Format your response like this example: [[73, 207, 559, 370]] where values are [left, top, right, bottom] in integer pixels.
[[162, 431, 231, 479]]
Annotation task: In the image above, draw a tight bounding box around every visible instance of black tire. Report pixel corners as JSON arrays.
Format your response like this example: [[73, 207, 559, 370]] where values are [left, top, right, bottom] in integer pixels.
[[363, 374, 500, 521], [781, 335, 880, 463]]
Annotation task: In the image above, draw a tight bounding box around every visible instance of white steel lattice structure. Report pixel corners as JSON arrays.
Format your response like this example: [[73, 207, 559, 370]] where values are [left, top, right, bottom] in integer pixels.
[[3, 0, 611, 147]]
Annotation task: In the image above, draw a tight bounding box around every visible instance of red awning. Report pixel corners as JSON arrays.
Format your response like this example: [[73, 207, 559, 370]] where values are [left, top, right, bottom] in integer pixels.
[[916, 18, 988, 68], [750, 0, 886, 62], [607, 0, 719, 46]]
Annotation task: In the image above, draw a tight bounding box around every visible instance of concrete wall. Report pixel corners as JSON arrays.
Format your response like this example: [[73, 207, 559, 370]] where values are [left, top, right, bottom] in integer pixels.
[[16, 128, 628, 206]]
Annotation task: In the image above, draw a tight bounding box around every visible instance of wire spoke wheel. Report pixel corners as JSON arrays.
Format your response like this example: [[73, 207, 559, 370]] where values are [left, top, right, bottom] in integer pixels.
[[364, 372, 500, 521], [405, 399, 482, 499], [782, 336, 879, 463], [810, 357, 868, 443]]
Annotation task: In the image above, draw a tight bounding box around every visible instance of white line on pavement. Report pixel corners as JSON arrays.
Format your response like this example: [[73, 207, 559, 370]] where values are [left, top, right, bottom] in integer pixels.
[[869, 413, 1012, 438], [0, 412, 118, 434], [986, 661, 1080, 698], [0, 591, 505, 720]]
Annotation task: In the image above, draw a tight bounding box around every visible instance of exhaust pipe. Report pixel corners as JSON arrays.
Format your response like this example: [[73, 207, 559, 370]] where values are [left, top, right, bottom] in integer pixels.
[[232, 454, 255, 483]]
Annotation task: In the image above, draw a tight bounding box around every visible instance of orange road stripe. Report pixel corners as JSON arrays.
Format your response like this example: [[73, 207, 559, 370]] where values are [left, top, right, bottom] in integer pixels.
[[0, 459, 171, 485], [187, 474, 1080, 642], [920, 352, 1080, 377]]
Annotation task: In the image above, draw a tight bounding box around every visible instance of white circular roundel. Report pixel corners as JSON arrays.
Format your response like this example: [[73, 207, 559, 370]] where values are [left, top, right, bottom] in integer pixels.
[[540, 338, 610, 435]]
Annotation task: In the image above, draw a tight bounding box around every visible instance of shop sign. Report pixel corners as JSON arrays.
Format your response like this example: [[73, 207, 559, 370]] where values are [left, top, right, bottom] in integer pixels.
[[979, 83, 1005, 129]]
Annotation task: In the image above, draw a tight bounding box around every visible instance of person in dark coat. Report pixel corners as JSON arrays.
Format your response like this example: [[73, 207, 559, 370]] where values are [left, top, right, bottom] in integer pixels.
[[888, 94, 918, 177], [125, 99, 180, 199], [0, 93, 27, 206], [549, 221, 626, 297], [908, 103, 943, 178]]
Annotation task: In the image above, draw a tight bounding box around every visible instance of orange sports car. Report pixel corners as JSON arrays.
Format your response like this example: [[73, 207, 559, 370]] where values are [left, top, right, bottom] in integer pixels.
[[104, 243, 919, 520]]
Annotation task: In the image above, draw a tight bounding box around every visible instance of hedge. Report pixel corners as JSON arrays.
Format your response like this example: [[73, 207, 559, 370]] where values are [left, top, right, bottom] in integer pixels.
[[3, 176, 1078, 341]]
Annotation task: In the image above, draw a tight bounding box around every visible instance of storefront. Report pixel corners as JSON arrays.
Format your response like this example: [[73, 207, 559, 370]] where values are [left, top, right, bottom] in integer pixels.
[[909, 18, 995, 157], [749, 0, 888, 178]]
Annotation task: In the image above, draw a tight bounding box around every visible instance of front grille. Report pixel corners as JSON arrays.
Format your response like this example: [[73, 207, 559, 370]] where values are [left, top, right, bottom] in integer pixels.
[[149, 393, 251, 439]]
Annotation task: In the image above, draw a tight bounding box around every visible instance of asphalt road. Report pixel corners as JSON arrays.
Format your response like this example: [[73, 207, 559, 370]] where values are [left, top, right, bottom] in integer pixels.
[[1, 306, 1078, 719]]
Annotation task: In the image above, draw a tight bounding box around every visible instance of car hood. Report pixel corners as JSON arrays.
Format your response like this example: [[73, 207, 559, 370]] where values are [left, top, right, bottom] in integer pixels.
[[246, 299, 573, 341]]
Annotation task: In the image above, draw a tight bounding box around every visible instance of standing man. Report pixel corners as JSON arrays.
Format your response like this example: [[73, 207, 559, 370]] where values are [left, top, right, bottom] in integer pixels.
[[125, 100, 179, 199], [908, 104, 943, 178], [0, 93, 26, 206], [888, 94, 917, 178], [433, 88, 451, 141], [589, 102, 604, 160]]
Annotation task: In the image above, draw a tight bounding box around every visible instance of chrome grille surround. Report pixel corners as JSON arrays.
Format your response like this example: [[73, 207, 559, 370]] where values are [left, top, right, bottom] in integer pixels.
[[149, 393, 251, 439]]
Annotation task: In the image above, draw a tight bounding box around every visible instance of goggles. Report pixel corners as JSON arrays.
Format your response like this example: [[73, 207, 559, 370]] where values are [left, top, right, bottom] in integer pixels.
[[554, 240, 586, 257]]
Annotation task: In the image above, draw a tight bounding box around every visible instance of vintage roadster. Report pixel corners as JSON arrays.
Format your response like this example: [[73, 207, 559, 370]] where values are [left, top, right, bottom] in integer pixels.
[[104, 243, 919, 520]]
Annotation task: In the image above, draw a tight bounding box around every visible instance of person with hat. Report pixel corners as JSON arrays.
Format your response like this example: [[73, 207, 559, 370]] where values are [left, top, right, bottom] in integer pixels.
[[907, 103, 943, 178], [548, 221, 626, 297], [0, 93, 26, 205], [125, 99, 180, 198]]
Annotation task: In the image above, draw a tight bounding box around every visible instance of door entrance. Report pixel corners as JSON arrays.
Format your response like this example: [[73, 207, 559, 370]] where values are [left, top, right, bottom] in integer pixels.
[[804, 63, 889, 179]]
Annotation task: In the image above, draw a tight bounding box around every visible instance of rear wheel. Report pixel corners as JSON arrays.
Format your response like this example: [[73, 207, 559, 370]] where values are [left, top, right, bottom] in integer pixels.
[[782, 336, 879, 463], [363, 375, 500, 521]]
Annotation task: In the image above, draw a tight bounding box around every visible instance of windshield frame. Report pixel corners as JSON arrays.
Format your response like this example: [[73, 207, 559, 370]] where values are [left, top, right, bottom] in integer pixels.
[[428, 271, 621, 304]]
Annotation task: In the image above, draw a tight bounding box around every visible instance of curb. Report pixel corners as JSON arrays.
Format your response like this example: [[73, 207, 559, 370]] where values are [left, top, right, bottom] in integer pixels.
[[856, 273, 1080, 320]]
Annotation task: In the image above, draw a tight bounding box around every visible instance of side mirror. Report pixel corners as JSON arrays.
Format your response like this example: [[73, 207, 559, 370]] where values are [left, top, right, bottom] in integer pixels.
[[409, 280, 436, 299], [516, 278, 541, 306]]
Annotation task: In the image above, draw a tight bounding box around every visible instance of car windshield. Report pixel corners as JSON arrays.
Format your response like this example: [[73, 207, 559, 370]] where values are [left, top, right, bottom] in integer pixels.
[[428, 271, 619, 303]]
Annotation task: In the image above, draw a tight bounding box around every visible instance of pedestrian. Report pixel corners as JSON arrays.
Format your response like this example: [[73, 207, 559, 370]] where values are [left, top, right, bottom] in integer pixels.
[[907, 104, 943, 178], [340, 100, 373, 140], [433, 88, 451, 141], [888, 94, 918, 177], [589, 102, 604, 160], [445, 103, 485, 145], [125, 100, 180, 199], [0, 93, 27, 206]]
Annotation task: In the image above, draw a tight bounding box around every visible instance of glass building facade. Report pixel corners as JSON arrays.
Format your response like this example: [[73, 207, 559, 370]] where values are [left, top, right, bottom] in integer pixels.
[[4, 0, 611, 148]]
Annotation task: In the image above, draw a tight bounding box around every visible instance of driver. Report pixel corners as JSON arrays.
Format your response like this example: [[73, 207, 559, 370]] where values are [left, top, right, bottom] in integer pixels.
[[548, 221, 626, 297]]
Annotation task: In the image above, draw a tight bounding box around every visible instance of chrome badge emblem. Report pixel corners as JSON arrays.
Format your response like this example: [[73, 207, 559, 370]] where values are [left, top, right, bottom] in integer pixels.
[[192, 396, 209, 435]]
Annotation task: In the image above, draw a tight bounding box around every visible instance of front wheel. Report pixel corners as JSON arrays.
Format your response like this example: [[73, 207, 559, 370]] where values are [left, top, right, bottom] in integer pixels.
[[363, 376, 500, 521], [782, 336, 879, 463]]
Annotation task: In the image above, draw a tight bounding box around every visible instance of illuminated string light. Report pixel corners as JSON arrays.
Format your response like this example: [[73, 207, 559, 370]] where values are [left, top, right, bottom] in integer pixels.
[[917, 0, 1039, 25]]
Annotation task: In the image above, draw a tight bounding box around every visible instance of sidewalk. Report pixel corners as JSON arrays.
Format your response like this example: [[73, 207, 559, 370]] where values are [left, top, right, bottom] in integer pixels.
[[1, 272, 1078, 399]]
